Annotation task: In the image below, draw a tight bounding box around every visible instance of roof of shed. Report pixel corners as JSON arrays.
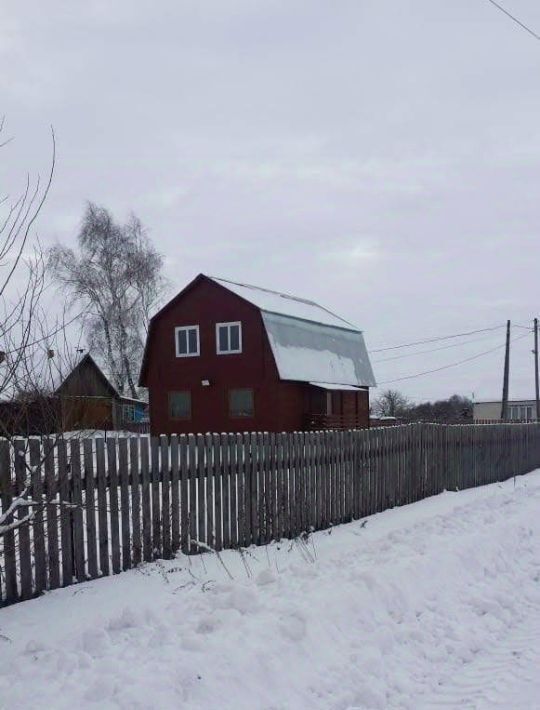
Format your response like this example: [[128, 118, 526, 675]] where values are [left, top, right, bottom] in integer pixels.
[[55, 353, 119, 398]]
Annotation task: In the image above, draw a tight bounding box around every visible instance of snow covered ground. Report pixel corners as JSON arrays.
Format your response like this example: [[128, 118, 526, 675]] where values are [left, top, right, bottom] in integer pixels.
[[2, 472, 540, 709]]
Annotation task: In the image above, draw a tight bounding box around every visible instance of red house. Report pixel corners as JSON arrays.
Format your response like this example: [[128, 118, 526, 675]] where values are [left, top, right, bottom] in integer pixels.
[[139, 275, 376, 435]]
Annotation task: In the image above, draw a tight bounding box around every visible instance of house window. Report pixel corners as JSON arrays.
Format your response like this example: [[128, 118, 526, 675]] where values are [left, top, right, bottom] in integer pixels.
[[216, 322, 242, 354], [175, 325, 199, 357], [169, 391, 191, 419], [229, 388, 254, 417]]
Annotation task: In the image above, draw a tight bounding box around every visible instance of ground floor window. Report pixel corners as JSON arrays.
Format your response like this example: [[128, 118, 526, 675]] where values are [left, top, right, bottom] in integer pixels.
[[122, 403, 136, 423], [229, 388, 254, 417], [169, 391, 191, 419], [509, 405, 533, 421]]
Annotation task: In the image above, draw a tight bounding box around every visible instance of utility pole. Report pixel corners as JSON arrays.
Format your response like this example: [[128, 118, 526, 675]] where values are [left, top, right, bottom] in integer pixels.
[[501, 320, 511, 421], [534, 318, 539, 421]]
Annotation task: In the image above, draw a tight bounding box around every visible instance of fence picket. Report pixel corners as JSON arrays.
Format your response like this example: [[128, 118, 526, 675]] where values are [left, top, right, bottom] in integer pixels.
[[229, 433, 238, 548], [130, 437, 142, 566], [118, 438, 131, 570], [253, 432, 262, 545], [291, 432, 299, 536], [213, 433, 223, 551], [29, 438, 47, 594], [57, 438, 73, 587], [70, 439, 85, 583], [83, 439, 98, 579], [150, 437, 162, 558], [221, 433, 230, 550], [281, 431, 291, 539], [170, 435, 180, 554], [180, 435, 189, 554], [13, 440, 32, 598], [107, 438, 121, 573], [161, 435, 171, 559], [244, 432, 253, 547], [140, 436, 152, 562], [236, 433, 245, 547], [188, 434, 197, 552], [314, 431, 322, 529], [204, 433, 214, 549], [95, 438, 109, 576], [197, 434, 206, 549]]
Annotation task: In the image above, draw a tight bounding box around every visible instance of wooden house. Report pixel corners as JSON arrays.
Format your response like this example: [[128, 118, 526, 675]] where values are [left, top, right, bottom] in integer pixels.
[[139, 275, 376, 435], [55, 354, 148, 432]]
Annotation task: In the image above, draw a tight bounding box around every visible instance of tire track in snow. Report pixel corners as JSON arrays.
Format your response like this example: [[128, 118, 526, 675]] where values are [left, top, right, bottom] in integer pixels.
[[420, 596, 540, 709]]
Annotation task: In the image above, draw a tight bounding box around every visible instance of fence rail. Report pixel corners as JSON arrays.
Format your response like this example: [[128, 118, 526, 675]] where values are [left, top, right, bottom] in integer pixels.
[[1, 422, 540, 606]]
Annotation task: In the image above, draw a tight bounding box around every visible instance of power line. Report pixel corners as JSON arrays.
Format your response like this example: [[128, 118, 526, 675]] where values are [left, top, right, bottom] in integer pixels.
[[369, 324, 505, 354], [484, 0, 540, 41], [372, 331, 505, 364], [377, 331, 530, 386]]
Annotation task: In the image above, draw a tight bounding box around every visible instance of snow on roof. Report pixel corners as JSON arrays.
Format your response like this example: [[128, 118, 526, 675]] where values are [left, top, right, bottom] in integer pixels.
[[210, 276, 358, 331], [262, 312, 376, 388], [310, 382, 364, 391]]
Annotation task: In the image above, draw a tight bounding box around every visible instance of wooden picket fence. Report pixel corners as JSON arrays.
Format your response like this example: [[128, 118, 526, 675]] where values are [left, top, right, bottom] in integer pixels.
[[1, 422, 540, 606]]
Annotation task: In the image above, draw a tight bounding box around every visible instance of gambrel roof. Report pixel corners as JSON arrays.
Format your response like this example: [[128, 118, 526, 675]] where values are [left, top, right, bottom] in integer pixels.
[[139, 274, 376, 388], [208, 277, 376, 388]]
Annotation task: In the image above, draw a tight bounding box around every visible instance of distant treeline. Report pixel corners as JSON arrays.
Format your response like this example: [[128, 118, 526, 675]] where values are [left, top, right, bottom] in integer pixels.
[[373, 390, 472, 424]]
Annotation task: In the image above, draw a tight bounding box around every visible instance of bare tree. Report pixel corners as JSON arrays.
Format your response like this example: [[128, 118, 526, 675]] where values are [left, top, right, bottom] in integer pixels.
[[372, 389, 411, 418], [0, 118, 72, 538], [0, 117, 59, 408], [49, 203, 166, 399]]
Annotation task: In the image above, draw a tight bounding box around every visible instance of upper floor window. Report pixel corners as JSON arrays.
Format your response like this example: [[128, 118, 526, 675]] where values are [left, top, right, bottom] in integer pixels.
[[175, 325, 199, 357], [216, 321, 242, 354]]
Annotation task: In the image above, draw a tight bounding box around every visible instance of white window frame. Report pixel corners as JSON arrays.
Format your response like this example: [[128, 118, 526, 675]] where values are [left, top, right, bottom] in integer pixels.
[[175, 325, 200, 358], [216, 321, 242, 355]]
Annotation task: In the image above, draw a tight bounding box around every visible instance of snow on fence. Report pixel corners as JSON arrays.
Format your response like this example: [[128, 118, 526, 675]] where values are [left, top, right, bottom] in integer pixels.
[[1, 422, 540, 606]]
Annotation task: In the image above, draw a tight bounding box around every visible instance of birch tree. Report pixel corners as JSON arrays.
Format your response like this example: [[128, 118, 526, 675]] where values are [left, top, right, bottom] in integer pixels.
[[49, 203, 166, 399]]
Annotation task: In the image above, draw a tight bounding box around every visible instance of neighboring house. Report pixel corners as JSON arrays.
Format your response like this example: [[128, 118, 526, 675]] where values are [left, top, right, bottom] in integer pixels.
[[473, 399, 538, 422], [55, 354, 148, 431], [0, 354, 148, 436], [139, 274, 376, 435]]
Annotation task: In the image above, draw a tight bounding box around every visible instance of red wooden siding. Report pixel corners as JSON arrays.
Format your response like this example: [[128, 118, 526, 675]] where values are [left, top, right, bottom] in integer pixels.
[[144, 276, 370, 435]]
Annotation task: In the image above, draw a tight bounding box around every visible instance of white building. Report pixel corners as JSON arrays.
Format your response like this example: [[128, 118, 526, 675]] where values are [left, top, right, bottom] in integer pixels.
[[473, 400, 538, 422]]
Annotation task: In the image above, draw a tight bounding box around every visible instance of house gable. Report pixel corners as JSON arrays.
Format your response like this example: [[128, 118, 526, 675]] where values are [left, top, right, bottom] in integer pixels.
[[56, 354, 118, 399], [140, 275, 279, 388]]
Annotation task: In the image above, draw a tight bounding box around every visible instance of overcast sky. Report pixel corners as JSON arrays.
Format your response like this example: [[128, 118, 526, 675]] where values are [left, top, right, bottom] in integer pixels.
[[2, 0, 540, 402]]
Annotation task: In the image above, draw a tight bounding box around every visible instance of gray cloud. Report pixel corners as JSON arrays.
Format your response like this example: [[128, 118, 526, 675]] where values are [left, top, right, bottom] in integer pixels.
[[2, 0, 540, 402]]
